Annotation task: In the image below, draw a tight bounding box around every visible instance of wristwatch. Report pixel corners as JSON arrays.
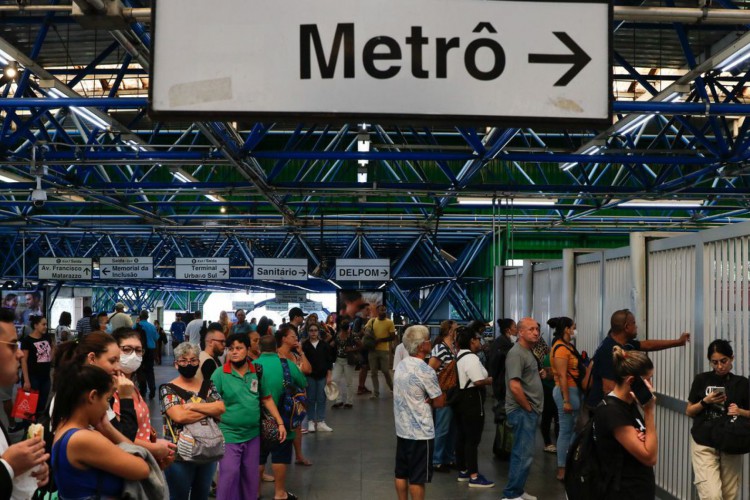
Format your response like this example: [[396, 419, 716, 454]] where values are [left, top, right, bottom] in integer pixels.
[[699, 399, 708, 408]]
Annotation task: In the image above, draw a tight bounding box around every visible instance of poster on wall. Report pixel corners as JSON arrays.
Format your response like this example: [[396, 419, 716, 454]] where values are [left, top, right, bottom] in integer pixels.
[[2, 289, 47, 336], [336, 290, 384, 326]]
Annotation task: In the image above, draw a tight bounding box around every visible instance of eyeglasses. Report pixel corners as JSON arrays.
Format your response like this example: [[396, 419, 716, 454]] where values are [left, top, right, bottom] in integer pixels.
[[120, 346, 144, 356], [176, 359, 200, 366], [710, 357, 731, 366], [0, 340, 20, 352]]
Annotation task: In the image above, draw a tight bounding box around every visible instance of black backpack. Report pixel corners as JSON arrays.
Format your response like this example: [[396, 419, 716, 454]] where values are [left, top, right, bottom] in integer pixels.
[[564, 397, 622, 499]]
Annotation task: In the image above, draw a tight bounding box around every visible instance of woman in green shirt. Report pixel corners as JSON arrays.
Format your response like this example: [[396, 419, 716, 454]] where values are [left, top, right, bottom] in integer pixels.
[[211, 333, 286, 500]]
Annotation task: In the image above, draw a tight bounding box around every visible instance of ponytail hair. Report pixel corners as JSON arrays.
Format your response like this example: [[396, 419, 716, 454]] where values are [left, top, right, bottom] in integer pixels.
[[707, 339, 733, 360], [52, 332, 117, 392], [612, 346, 653, 384], [51, 364, 114, 431], [547, 317, 574, 340]]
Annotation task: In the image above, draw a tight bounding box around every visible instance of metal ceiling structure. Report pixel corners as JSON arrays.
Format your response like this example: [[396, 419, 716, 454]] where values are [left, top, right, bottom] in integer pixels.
[[2, 0, 750, 320]]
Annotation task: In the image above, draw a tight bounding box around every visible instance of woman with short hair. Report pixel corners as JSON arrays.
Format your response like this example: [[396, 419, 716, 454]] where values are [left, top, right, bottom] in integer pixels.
[[686, 339, 749, 500], [160, 342, 225, 500]]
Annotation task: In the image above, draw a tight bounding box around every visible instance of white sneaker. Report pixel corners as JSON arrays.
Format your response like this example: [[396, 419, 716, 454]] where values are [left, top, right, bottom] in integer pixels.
[[500, 497, 523, 500], [307, 421, 316, 433], [521, 493, 537, 500], [316, 421, 333, 432]]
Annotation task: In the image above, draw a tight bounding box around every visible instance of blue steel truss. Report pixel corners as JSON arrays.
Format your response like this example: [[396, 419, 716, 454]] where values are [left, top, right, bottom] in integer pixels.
[[3, 0, 750, 318]]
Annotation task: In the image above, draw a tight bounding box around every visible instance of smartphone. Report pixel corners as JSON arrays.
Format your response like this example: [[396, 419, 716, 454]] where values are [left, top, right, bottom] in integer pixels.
[[706, 386, 726, 396], [631, 377, 654, 406]]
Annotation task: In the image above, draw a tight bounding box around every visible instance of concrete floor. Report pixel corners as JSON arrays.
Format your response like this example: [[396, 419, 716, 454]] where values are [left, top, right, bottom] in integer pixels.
[[151, 356, 568, 500]]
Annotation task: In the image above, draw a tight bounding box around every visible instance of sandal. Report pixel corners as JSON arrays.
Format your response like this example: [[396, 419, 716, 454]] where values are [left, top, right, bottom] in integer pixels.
[[295, 457, 313, 466], [274, 492, 298, 500]]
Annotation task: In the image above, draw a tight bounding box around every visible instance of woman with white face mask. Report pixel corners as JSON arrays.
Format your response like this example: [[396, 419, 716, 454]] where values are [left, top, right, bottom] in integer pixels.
[[548, 316, 592, 481], [52, 332, 139, 443], [113, 327, 177, 469]]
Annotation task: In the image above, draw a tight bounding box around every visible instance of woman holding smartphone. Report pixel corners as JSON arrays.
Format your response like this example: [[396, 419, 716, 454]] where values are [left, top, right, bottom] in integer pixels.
[[686, 339, 750, 500], [593, 346, 656, 499]]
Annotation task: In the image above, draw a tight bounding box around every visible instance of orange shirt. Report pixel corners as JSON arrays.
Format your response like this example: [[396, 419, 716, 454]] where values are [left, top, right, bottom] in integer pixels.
[[551, 339, 580, 389]]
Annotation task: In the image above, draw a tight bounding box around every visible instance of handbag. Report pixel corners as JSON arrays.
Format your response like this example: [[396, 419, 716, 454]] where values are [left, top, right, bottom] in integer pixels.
[[260, 407, 282, 453], [163, 381, 225, 463], [710, 414, 750, 454], [445, 352, 472, 406], [361, 319, 377, 351], [280, 359, 307, 429], [255, 363, 283, 453], [436, 344, 458, 391], [11, 389, 39, 421]]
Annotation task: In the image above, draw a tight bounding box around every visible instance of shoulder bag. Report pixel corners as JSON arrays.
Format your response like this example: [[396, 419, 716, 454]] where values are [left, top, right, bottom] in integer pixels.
[[163, 380, 225, 463]]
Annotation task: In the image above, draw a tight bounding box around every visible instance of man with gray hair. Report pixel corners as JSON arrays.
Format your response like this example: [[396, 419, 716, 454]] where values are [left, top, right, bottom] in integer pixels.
[[109, 302, 133, 332], [393, 325, 445, 500]]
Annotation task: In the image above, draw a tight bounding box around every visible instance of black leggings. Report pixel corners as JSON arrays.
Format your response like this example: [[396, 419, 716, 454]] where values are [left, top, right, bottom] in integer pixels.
[[454, 410, 484, 474], [540, 383, 559, 446]]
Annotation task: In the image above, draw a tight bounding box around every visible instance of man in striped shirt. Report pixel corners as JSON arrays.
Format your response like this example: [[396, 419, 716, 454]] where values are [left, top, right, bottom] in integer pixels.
[[75, 306, 93, 339]]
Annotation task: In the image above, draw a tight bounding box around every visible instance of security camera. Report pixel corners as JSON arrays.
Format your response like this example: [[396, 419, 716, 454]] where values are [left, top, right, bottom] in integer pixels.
[[31, 188, 46, 207]]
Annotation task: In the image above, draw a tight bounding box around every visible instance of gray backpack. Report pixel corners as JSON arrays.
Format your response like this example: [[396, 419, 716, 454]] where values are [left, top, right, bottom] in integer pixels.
[[163, 380, 225, 463]]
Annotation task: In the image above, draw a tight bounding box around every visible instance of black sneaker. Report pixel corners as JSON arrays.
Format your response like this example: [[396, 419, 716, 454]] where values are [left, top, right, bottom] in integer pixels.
[[433, 464, 451, 473]]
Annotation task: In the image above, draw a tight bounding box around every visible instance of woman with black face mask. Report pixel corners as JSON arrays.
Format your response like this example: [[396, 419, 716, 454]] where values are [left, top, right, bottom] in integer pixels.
[[159, 342, 226, 500]]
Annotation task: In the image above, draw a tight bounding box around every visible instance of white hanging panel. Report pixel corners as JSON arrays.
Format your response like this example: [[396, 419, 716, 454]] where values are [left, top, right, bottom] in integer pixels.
[[503, 268, 522, 322], [549, 266, 563, 319], [648, 245, 695, 499], [574, 259, 602, 356], [604, 256, 633, 324], [648, 246, 695, 400], [654, 406, 693, 499], [533, 265, 553, 344]]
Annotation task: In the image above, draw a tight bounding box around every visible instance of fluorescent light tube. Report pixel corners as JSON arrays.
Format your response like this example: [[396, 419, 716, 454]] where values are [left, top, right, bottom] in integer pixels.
[[457, 197, 555, 206], [619, 199, 703, 208]]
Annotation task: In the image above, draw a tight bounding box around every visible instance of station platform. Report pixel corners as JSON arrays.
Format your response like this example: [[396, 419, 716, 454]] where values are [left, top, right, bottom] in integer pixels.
[[149, 357, 568, 500]]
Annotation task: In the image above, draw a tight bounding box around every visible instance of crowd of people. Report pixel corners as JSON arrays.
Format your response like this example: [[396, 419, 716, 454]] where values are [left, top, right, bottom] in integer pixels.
[[1, 299, 749, 500]]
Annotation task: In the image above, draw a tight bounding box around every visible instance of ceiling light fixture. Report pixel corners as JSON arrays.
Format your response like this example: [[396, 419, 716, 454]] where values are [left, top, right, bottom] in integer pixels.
[[719, 43, 750, 72], [3, 61, 18, 80], [456, 197, 556, 206], [618, 199, 704, 208]]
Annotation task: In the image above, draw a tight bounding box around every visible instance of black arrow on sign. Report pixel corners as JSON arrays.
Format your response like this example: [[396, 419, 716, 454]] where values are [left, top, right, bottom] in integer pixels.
[[102, 268, 110, 276], [528, 32, 591, 87], [221, 268, 228, 276]]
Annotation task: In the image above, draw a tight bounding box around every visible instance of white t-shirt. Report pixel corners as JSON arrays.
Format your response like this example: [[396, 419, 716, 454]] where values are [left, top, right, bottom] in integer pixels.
[[185, 319, 203, 345], [393, 356, 441, 440], [456, 349, 488, 389]]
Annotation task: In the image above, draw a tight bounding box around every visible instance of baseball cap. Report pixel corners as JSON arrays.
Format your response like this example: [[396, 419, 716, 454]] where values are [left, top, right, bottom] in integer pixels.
[[114, 302, 126, 310], [288, 307, 307, 319]]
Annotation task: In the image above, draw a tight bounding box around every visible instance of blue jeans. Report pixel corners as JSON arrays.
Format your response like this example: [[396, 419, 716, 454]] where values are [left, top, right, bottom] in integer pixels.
[[553, 385, 581, 468], [432, 406, 456, 465], [164, 460, 217, 500], [306, 376, 327, 422], [503, 409, 539, 499]]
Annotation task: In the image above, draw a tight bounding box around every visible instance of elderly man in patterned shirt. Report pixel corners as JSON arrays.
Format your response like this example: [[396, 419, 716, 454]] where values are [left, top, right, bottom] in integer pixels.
[[392, 325, 445, 500]]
